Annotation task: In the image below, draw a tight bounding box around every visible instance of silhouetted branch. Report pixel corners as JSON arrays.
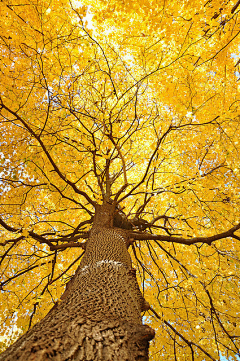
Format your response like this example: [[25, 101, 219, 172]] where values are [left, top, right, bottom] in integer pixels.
[[231, 0, 240, 13], [149, 307, 217, 360], [0, 100, 97, 207], [131, 223, 240, 245]]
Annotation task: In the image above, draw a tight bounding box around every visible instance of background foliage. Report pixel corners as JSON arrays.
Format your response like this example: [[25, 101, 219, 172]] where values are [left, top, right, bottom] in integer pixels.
[[1, 0, 240, 359]]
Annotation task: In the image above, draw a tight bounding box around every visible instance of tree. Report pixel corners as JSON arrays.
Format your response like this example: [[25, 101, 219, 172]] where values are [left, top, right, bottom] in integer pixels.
[[0, 0, 240, 359]]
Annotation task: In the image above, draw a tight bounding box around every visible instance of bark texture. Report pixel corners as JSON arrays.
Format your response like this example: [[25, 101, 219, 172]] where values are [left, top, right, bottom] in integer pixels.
[[0, 204, 155, 361]]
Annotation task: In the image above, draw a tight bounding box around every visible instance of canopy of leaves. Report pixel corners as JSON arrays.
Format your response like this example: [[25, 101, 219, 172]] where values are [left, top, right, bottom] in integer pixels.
[[0, 0, 240, 359]]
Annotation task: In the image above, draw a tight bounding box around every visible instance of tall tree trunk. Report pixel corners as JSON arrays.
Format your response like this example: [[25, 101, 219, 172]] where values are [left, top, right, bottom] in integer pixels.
[[0, 204, 155, 361]]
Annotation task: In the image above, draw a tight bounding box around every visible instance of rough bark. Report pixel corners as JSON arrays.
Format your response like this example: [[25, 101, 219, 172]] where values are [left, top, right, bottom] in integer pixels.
[[0, 204, 155, 361]]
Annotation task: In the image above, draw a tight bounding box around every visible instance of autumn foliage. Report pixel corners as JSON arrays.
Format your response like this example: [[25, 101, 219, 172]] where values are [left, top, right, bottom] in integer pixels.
[[1, 0, 240, 359]]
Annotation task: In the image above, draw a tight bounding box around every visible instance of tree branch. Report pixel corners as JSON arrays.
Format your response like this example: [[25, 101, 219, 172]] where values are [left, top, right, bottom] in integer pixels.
[[49, 241, 87, 251], [0, 217, 90, 249], [231, 0, 240, 13], [0, 100, 96, 207], [131, 223, 240, 245], [149, 307, 217, 360]]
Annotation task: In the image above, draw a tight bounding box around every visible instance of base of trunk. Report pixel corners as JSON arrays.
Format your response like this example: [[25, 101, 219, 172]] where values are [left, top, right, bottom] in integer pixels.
[[0, 261, 155, 361], [14, 320, 154, 361]]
